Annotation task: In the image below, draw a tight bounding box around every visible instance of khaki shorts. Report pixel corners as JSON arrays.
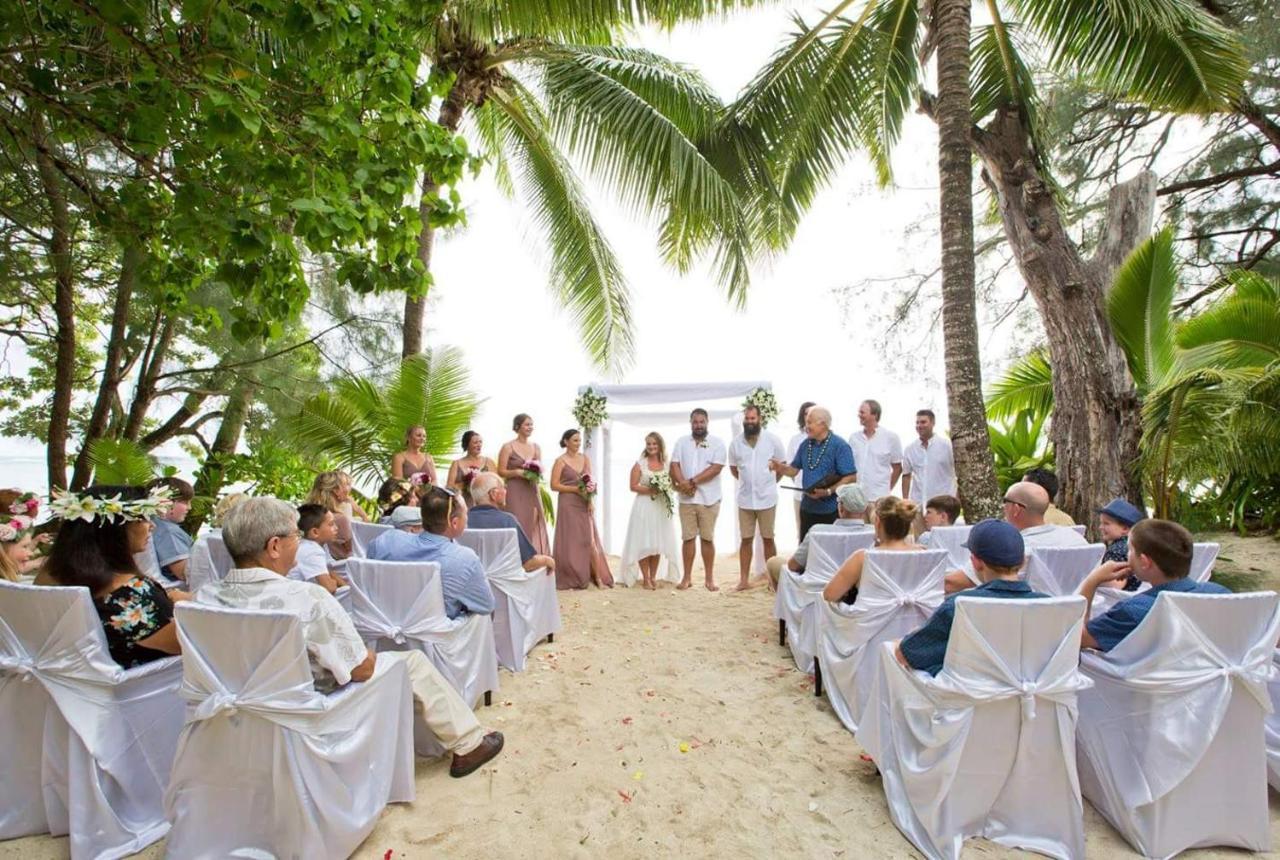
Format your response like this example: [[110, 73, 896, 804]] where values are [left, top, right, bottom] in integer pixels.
[[679, 502, 721, 542], [738, 506, 777, 540]]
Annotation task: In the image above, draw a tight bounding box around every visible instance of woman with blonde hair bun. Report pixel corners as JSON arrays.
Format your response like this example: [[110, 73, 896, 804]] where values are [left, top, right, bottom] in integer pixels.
[[821, 495, 923, 604], [305, 470, 367, 559]]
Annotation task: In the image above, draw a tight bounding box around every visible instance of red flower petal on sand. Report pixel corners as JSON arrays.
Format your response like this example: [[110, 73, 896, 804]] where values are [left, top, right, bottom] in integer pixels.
[[621, 716, 633, 725]]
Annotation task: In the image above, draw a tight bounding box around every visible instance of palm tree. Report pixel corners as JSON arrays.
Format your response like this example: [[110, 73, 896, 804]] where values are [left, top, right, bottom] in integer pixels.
[[726, 0, 1248, 521], [403, 3, 772, 370], [283, 348, 482, 489]]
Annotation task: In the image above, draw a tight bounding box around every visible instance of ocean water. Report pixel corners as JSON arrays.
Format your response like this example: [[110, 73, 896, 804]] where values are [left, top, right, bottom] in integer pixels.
[[1, 438, 199, 496]]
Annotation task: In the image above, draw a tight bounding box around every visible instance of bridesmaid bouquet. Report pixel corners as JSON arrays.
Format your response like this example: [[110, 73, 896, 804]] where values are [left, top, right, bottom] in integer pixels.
[[521, 459, 543, 483], [460, 467, 481, 489], [578, 474, 598, 502], [409, 470, 433, 488], [648, 473, 675, 518]]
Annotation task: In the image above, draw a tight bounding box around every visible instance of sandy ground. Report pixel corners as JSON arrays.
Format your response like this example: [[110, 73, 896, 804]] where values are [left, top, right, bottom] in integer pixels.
[[6, 537, 1280, 860]]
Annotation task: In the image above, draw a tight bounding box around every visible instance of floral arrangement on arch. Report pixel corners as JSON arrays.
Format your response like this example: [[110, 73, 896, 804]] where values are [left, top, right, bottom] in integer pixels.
[[742, 387, 779, 427], [572, 388, 609, 447]]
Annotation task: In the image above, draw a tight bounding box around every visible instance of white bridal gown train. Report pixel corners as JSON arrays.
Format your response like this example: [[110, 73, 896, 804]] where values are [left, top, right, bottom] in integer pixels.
[[619, 458, 682, 587]]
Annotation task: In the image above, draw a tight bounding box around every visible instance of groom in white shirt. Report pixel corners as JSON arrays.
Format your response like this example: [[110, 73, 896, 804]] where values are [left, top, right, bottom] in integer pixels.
[[670, 408, 727, 591], [728, 405, 784, 591]]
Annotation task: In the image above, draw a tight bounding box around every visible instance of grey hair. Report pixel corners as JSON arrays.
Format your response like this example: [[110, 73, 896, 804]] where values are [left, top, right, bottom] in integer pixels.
[[469, 472, 503, 506], [221, 497, 297, 565], [808, 406, 832, 428]]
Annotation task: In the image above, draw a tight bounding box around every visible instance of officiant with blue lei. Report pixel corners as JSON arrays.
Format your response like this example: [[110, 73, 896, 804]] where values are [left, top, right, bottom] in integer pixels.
[[768, 406, 857, 540]]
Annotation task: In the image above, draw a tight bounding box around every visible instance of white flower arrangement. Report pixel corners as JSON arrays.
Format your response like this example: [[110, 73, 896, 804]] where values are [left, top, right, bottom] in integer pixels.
[[49, 486, 174, 524], [648, 472, 675, 518], [743, 387, 780, 427], [572, 388, 609, 447]]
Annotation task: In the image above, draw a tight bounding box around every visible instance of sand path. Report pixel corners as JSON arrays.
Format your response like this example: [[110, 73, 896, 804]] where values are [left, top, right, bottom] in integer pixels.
[[5, 554, 1278, 859]]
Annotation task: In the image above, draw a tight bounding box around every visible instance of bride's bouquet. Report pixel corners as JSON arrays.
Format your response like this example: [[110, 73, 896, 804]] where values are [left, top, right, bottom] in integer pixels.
[[578, 473, 598, 502], [648, 472, 675, 518], [521, 459, 543, 483]]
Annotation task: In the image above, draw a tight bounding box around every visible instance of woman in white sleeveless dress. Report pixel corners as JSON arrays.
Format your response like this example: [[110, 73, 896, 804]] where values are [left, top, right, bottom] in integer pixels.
[[620, 432, 681, 589]]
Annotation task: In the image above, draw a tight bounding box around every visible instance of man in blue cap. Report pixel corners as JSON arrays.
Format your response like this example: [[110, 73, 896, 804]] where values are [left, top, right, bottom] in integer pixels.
[[896, 519, 1050, 675], [1097, 498, 1145, 592]]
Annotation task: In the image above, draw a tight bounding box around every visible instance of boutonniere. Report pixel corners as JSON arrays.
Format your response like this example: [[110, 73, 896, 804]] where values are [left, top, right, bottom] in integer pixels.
[[697, 441, 708, 448]]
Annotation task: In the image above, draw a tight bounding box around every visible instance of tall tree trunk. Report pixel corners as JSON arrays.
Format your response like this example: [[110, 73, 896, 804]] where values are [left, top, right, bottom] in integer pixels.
[[933, 0, 1002, 521], [34, 117, 76, 491], [187, 379, 254, 534], [403, 80, 470, 357], [973, 106, 1150, 524], [123, 312, 178, 441], [70, 243, 143, 489]]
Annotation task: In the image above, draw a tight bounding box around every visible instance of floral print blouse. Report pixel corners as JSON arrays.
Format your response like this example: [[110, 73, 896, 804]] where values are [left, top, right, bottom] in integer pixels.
[[95, 576, 174, 668]]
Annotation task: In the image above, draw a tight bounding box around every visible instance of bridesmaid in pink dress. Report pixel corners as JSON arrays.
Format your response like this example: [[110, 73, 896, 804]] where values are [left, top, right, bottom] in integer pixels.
[[496, 413, 551, 555], [550, 429, 613, 590]]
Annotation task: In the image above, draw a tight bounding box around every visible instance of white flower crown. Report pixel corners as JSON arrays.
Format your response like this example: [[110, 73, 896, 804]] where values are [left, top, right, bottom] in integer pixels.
[[49, 486, 175, 524]]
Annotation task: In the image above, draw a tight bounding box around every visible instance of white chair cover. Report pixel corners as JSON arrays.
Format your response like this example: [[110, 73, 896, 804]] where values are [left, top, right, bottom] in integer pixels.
[[344, 557, 499, 707], [184, 533, 234, 596], [774, 529, 877, 673], [457, 529, 560, 672], [351, 521, 393, 558], [165, 603, 416, 859], [1266, 648, 1280, 792], [1191, 541, 1220, 583], [0, 581, 184, 859], [924, 525, 975, 584], [857, 595, 1091, 860], [1076, 591, 1280, 857], [817, 549, 948, 733], [1023, 544, 1105, 596], [1071, 524, 1087, 536]]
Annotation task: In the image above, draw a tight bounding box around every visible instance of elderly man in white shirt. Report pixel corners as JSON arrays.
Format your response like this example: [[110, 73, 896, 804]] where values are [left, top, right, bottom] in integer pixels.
[[728, 404, 786, 592], [901, 408, 957, 533], [196, 496, 504, 778], [847, 399, 903, 501], [670, 407, 728, 591], [1003, 481, 1088, 551]]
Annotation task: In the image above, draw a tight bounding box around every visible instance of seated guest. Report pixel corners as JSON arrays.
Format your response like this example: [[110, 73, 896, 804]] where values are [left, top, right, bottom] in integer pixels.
[[305, 471, 363, 560], [765, 484, 870, 589], [197, 496, 504, 777], [289, 503, 347, 595], [45, 484, 189, 667], [896, 520, 1048, 675], [467, 473, 556, 574], [1079, 519, 1229, 652], [1099, 497, 1146, 591], [823, 496, 923, 604], [376, 477, 417, 524], [149, 477, 195, 581], [1023, 468, 1075, 526], [918, 494, 962, 546], [1004, 482, 1088, 550], [368, 505, 423, 558], [369, 486, 495, 620]]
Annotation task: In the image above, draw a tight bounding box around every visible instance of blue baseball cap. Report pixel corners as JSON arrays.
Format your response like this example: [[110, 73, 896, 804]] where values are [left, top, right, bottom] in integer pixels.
[[1098, 498, 1146, 527], [963, 519, 1025, 567]]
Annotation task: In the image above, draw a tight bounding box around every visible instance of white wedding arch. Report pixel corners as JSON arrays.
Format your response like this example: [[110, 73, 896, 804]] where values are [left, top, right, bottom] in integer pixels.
[[573, 381, 776, 567]]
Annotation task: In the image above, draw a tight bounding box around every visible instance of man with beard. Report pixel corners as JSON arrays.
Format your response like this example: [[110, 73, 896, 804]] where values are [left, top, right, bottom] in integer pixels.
[[670, 408, 728, 591], [728, 404, 786, 591]]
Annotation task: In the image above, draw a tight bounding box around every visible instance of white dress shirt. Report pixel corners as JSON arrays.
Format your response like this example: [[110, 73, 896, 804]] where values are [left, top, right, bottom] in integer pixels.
[[1020, 524, 1089, 552], [728, 431, 786, 511], [670, 434, 728, 506], [847, 426, 904, 500], [288, 539, 335, 582], [902, 434, 957, 504]]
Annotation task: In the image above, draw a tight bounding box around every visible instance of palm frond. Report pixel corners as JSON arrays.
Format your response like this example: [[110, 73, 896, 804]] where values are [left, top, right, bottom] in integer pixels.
[[1106, 226, 1179, 390], [85, 437, 159, 487], [860, 0, 921, 185], [970, 21, 1040, 132], [1176, 271, 1280, 370], [1008, 0, 1248, 112], [454, 0, 785, 44], [487, 79, 634, 372], [985, 349, 1055, 421]]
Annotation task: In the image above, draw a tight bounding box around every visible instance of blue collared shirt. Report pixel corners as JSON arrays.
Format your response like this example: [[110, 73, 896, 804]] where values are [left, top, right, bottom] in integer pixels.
[[152, 518, 193, 576], [369, 530, 494, 619], [789, 434, 857, 515], [466, 505, 536, 564], [1086, 577, 1230, 652], [900, 579, 1049, 675]]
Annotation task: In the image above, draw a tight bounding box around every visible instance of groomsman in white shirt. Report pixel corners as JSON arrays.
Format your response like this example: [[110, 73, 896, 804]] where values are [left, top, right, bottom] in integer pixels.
[[728, 405, 785, 592], [847, 399, 903, 500], [670, 408, 728, 591], [901, 409, 956, 534]]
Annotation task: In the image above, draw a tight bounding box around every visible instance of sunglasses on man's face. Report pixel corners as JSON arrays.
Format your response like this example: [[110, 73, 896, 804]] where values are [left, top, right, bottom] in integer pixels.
[[434, 485, 460, 520], [1003, 497, 1025, 508]]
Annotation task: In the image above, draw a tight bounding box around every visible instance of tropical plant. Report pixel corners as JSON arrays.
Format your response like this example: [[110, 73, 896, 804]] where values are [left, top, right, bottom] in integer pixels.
[[727, 0, 1249, 523], [401, 3, 771, 369], [85, 437, 164, 487], [985, 349, 1053, 423], [283, 349, 482, 488], [987, 409, 1054, 493]]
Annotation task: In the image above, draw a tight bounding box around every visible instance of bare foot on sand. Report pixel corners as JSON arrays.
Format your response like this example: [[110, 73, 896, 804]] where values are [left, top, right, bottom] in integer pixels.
[[733, 580, 753, 592], [705, 579, 720, 592], [677, 579, 692, 590]]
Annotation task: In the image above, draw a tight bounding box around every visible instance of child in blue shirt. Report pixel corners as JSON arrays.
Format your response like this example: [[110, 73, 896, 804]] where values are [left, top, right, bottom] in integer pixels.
[[150, 477, 195, 581]]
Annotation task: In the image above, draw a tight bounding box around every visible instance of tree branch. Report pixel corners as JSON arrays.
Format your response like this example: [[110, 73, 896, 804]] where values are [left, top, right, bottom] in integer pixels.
[[152, 316, 357, 381], [1158, 159, 1280, 195]]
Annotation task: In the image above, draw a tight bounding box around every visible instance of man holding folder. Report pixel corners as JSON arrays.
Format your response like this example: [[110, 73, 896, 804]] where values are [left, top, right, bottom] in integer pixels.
[[769, 405, 858, 540]]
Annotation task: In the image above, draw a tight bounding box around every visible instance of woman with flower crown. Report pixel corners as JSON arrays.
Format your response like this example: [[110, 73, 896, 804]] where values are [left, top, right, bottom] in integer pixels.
[[550, 428, 613, 589], [619, 432, 681, 589], [45, 484, 189, 667], [0, 490, 44, 580], [497, 413, 551, 556]]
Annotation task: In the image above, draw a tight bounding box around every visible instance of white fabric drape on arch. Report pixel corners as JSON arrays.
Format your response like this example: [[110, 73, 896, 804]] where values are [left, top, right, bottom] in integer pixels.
[[576, 382, 775, 567]]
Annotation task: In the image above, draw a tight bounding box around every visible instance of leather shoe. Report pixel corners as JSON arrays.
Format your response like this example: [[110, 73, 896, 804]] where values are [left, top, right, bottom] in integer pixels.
[[450, 731, 504, 778]]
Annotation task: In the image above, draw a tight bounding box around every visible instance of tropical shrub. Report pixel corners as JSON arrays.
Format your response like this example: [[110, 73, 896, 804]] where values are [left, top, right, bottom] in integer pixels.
[[987, 409, 1055, 493]]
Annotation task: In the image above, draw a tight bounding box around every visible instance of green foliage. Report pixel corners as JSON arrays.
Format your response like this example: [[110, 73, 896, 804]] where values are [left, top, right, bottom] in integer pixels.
[[987, 409, 1055, 492], [218, 439, 330, 504], [86, 438, 160, 486], [985, 349, 1054, 422], [284, 349, 482, 488]]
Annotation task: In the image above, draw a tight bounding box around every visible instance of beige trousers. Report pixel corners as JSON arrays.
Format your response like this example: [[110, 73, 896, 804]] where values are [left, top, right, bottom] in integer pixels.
[[765, 555, 789, 588], [381, 651, 486, 755]]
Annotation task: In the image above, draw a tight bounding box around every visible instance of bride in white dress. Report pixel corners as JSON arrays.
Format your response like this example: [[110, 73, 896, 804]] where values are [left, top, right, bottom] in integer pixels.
[[620, 432, 681, 589]]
